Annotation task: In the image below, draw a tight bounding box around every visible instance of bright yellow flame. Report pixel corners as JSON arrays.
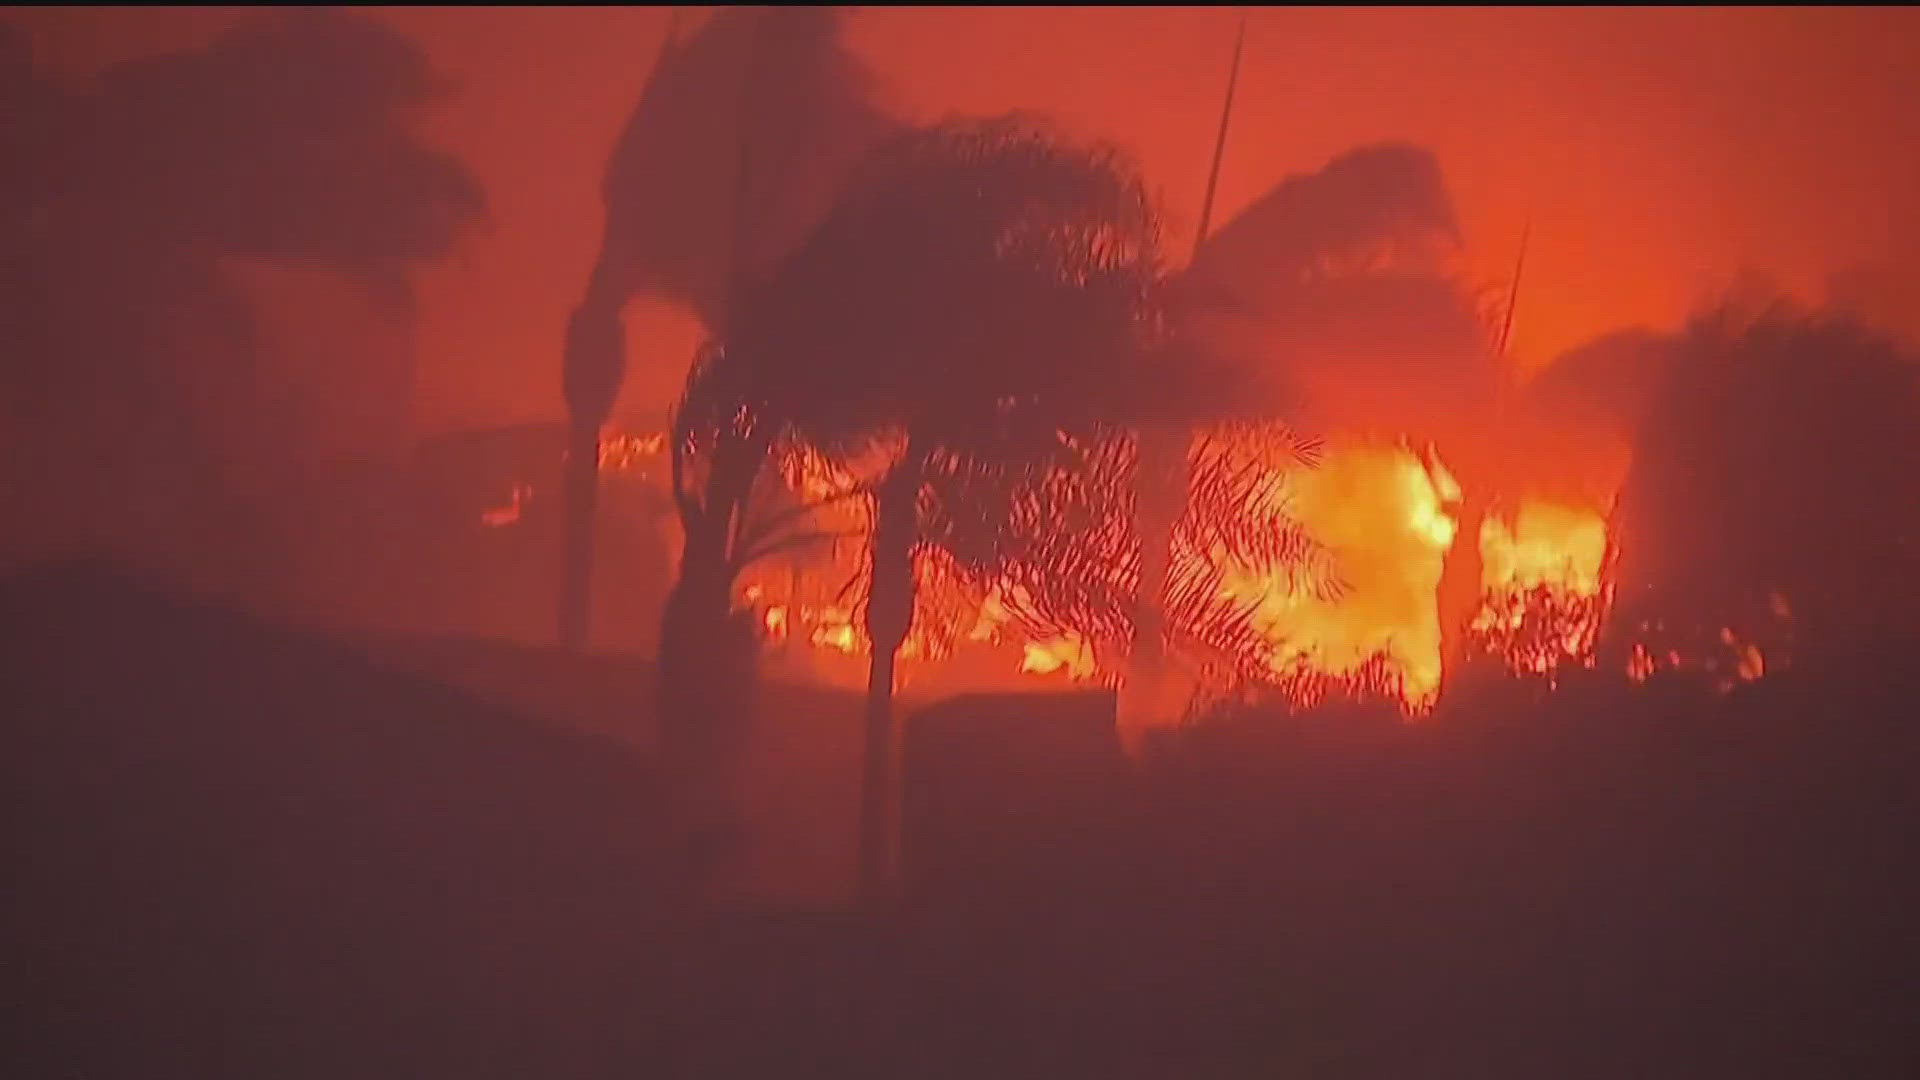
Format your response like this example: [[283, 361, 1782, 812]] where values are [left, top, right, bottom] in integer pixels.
[[1020, 634, 1097, 679], [812, 621, 857, 654], [1480, 502, 1609, 596], [1424, 445, 1462, 506], [1469, 499, 1615, 679], [1224, 441, 1457, 710]]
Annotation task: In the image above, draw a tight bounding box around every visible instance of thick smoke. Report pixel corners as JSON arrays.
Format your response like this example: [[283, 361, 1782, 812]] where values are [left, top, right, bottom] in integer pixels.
[[587, 6, 900, 336], [1523, 328, 1678, 445], [1178, 142, 1498, 444], [1, 11, 483, 595]]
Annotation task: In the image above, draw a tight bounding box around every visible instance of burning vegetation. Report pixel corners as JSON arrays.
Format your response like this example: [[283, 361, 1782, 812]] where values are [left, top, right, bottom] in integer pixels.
[[1468, 500, 1617, 683], [507, 18, 1914, 746], [483, 293, 1876, 723], [524, 415, 1782, 715]]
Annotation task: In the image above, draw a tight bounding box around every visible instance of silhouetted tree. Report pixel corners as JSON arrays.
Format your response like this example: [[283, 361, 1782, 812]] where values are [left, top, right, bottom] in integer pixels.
[[575, 10, 901, 872], [2, 11, 481, 595], [656, 339, 850, 855], [1611, 297, 1920, 671], [1114, 13, 1244, 741], [679, 115, 1356, 894], [713, 116, 1176, 899], [562, 6, 893, 649], [1525, 327, 1681, 442]]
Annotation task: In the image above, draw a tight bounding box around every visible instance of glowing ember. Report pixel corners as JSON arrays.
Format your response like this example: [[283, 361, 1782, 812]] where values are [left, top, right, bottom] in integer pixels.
[[472, 429, 666, 530], [480, 482, 534, 527], [1723, 627, 1766, 684], [1620, 609, 1786, 694], [1627, 641, 1657, 684], [599, 431, 665, 471]]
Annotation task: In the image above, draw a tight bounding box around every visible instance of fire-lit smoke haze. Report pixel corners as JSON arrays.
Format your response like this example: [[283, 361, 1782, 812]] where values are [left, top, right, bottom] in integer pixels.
[[15, 6, 1920, 439], [6, 5, 1915, 707], [10, 12, 1920, 1073]]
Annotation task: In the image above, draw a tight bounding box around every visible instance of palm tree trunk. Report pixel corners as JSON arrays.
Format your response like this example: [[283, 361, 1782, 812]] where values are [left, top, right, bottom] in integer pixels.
[[1120, 420, 1188, 751], [858, 452, 920, 905], [1117, 12, 1242, 750], [859, 638, 900, 902], [559, 291, 625, 650], [654, 419, 771, 896], [657, 540, 734, 763]]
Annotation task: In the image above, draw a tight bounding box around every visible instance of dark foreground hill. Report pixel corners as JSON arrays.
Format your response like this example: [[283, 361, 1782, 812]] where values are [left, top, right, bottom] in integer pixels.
[[880, 672, 1920, 1078], [1, 561, 686, 1078], [332, 629, 870, 908], [0, 562, 929, 1079]]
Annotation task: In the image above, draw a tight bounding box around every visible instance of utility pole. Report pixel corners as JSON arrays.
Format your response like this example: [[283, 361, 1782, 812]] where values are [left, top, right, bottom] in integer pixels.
[[1194, 9, 1248, 256], [1121, 9, 1248, 756], [1497, 215, 1531, 361]]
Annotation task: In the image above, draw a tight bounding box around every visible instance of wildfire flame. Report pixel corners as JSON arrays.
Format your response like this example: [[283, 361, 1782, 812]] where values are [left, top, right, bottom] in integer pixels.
[[599, 431, 666, 471], [547, 423, 1782, 711], [1020, 634, 1098, 679], [1469, 500, 1616, 681], [1219, 441, 1458, 711]]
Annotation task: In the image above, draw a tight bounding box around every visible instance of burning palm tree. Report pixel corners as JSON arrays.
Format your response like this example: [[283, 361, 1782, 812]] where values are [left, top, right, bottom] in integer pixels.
[[717, 116, 1172, 899], [1170, 140, 1500, 707], [1122, 11, 1501, 731], [704, 113, 1342, 898]]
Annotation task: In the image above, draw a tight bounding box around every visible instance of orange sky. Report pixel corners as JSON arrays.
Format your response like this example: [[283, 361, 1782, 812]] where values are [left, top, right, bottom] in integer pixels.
[[18, 6, 1920, 436]]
